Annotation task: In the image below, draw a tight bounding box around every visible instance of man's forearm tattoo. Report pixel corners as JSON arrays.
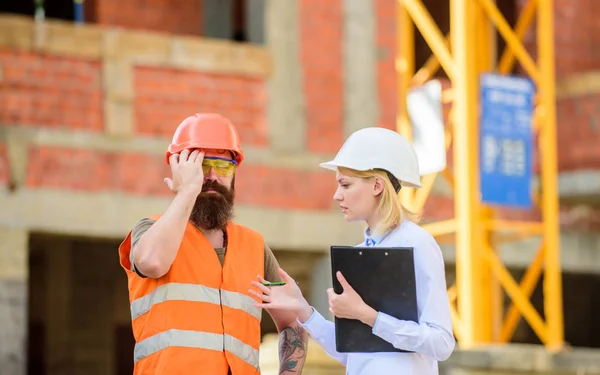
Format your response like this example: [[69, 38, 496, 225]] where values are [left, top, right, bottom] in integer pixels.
[[279, 325, 308, 374]]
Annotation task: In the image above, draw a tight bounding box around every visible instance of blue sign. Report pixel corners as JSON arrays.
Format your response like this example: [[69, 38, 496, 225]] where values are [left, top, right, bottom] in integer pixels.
[[479, 73, 535, 209]]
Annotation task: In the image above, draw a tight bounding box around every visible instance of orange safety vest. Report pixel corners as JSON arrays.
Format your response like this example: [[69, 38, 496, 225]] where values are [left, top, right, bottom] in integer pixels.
[[118, 214, 265, 375]]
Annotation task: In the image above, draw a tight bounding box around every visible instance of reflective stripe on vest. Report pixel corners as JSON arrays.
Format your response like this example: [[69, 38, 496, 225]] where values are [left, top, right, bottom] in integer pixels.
[[133, 329, 259, 368], [130, 282, 262, 321]]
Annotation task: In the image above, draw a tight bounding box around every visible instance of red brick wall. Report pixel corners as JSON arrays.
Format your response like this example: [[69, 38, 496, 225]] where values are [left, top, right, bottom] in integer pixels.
[[530, 0, 600, 77], [235, 166, 334, 210], [0, 47, 339, 212], [552, 0, 600, 172], [134, 66, 268, 147], [24, 146, 335, 210], [95, 0, 203, 36], [375, 0, 398, 131], [25, 147, 170, 195], [299, 0, 344, 153], [557, 94, 600, 171], [0, 50, 103, 131]]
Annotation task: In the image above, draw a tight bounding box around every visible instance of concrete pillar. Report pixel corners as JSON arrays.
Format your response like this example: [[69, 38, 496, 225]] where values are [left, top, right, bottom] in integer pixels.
[[203, 0, 234, 39], [245, 0, 265, 44], [71, 243, 115, 375], [0, 228, 29, 375], [343, 0, 378, 135], [265, 0, 306, 152], [45, 239, 74, 375], [309, 254, 334, 321]]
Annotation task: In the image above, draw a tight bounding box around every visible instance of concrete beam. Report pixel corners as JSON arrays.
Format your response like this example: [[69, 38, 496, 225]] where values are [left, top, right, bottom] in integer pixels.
[[343, 0, 379, 136], [100, 43, 135, 138], [0, 188, 363, 252], [556, 71, 600, 99], [559, 170, 600, 204], [0, 15, 271, 77], [0, 126, 333, 171], [264, 0, 306, 153]]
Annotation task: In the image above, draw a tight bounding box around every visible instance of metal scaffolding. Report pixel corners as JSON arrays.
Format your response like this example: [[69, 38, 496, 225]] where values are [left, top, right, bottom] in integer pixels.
[[396, 0, 564, 350]]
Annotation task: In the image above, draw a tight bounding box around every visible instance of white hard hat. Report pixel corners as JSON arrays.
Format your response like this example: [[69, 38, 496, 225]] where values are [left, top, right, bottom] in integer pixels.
[[319, 127, 422, 188]]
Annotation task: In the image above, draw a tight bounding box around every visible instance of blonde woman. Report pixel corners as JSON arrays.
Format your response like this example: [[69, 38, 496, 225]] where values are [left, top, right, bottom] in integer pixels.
[[250, 127, 455, 375]]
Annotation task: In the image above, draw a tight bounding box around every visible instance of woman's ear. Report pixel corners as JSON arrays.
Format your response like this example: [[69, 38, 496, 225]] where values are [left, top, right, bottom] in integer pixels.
[[372, 177, 385, 196]]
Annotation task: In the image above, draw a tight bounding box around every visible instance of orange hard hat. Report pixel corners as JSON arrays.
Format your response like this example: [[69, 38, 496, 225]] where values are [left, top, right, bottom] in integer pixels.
[[166, 113, 245, 165]]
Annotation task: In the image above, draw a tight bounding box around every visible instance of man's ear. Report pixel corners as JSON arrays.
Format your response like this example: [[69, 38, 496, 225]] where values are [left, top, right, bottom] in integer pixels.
[[372, 177, 384, 196]]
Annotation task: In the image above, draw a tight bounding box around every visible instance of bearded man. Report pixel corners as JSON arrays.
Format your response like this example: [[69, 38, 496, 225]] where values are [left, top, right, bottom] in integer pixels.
[[118, 113, 308, 375]]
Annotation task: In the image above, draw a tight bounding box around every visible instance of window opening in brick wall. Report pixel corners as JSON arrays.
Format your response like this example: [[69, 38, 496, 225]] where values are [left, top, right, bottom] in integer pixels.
[[232, 0, 247, 42], [203, 0, 265, 45], [0, 1, 35, 17], [0, 0, 85, 22]]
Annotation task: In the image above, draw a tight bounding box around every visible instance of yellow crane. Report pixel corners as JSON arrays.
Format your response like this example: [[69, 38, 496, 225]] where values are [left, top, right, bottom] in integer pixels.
[[396, 0, 564, 350]]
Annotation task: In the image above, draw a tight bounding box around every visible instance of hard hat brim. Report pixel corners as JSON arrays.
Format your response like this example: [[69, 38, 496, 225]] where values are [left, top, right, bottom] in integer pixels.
[[319, 161, 422, 189], [318, 161, 339, 172]]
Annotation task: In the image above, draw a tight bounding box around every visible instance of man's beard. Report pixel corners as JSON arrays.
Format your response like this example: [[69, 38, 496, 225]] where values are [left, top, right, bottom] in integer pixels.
[[190, 179, 235, 231]]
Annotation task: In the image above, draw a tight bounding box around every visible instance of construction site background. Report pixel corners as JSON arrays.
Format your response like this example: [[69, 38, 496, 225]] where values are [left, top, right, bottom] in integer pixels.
[[1, 0, 600, 374]]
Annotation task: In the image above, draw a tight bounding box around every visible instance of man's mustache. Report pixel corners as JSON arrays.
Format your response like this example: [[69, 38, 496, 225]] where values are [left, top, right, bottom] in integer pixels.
[[201, 180, 229, 195]]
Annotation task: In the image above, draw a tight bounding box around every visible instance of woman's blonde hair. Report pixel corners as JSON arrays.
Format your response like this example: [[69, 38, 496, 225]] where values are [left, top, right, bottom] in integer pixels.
[[338, 166, 422, 235]]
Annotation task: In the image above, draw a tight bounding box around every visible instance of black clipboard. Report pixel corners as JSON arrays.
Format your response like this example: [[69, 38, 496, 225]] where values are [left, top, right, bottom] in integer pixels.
[[330, 245, 419, 353]]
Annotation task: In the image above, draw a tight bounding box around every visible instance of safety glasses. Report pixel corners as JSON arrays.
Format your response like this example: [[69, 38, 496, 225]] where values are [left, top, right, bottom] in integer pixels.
[[202, 156, 237, 177]]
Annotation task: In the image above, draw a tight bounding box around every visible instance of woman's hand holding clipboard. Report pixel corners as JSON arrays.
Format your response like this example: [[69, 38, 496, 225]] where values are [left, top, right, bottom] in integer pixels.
[[328, 271, 378, 327]]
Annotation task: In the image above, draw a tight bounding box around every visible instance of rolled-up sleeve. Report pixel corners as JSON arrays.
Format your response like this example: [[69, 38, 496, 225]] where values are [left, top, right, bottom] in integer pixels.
[[372, 233, 456, 361], [298, 308, 349, 366]]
